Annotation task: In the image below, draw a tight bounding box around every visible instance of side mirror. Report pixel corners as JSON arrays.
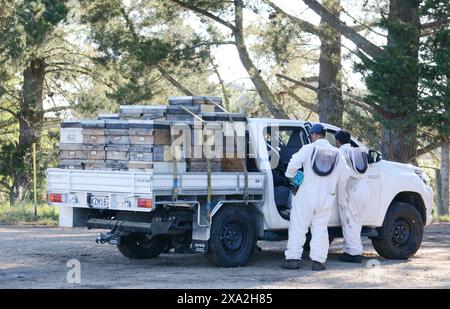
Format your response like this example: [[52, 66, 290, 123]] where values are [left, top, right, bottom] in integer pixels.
[[368, 150, 382, 164]]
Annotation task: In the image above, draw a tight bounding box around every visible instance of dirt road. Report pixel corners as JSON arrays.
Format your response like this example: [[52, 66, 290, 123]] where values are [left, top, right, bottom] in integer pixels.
[[0, 223, 449, 288]]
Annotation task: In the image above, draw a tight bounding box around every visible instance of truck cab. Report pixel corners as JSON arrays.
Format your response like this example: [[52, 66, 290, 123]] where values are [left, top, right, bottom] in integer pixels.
[[47, 117, 434, 267]]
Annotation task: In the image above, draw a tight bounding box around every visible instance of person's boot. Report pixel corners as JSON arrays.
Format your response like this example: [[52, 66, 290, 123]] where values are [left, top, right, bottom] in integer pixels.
[[339, 252, 362, 263], [281, 259, 301, 270], [312, 260, 326, 271]]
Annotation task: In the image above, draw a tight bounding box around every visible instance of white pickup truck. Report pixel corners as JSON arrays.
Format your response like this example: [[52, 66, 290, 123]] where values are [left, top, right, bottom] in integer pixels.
[[46, 118, 434, 267]]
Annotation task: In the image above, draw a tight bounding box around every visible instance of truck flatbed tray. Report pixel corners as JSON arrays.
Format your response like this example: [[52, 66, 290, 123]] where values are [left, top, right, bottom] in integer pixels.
[[46, 168, 265, 196]]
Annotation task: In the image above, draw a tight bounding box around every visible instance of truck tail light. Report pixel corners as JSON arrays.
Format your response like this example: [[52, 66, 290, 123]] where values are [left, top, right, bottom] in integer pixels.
[[48, 193, 63, 203], [137, 198, 152, 209]]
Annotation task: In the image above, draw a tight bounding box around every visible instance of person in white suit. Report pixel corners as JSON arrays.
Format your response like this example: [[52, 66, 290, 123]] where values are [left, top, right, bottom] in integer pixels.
[[282, 124, 350, 271], [335, 130, 370, 263]]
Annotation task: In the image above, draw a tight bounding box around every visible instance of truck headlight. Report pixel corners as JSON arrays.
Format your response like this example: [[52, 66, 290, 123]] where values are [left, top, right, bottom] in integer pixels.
[[415, 169, 430, 185]]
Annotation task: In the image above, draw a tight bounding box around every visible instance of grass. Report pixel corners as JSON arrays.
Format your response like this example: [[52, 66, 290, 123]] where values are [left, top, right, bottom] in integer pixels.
[[0, 203, 58, 226], [437, 216, 450, 223]]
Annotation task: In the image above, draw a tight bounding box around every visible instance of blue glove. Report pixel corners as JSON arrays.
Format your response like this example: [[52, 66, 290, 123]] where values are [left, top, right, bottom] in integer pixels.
[[289, 170, 304, 195]]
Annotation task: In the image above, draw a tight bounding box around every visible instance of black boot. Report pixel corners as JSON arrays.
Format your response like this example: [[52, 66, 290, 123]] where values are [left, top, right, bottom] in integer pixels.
[[281, 259, 301, 270], [312, 260, 326, 271], [339, 252, 362, 263]]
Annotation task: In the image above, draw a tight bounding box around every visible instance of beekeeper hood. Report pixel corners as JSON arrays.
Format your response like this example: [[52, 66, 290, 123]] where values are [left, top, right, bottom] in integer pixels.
[[311, 145, 340, 176], [345, 146, 368, 175], [335, 130, 368, 175]]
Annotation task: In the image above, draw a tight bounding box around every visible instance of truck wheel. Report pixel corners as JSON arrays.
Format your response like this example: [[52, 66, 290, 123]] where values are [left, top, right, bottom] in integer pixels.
[[207, 206, 257, 267], [372, 202, 424, 259], [117, 234, 169, 259]]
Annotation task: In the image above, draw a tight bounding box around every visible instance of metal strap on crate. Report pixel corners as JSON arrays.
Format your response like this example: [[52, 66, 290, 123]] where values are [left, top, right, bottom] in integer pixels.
[[204, 96, 249, 201], [172, 154, 179, 202]]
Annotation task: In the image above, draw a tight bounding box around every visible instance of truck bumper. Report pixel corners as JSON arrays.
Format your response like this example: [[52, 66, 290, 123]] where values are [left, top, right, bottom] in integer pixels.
[[424, 185, 434, 225]]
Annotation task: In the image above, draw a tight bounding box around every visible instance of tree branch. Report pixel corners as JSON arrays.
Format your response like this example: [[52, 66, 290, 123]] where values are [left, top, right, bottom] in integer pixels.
[[276, 73, 318, 93], [156, 65, 194, 96], [120, 7, 194, 96], [44, 106, 71, 113], [171, 0, 237, 32], [302, 0, 383, 58], [420, 18, 450, 30], [0, 106, 17, 117], [0, 179, 12, 190], [415, 141, 443, 158], [279, 83, 318, 113], [264, 0, 322, 36], [209, 54, 230, 110]]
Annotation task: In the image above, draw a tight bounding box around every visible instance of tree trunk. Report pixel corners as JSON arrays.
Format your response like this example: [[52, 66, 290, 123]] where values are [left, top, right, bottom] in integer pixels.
[[317, 0, 343, 127], [442, 139, 449, 216], [10, 58, 46, 204], [381, 0, 420, 163], [234, 0, 287, 119]]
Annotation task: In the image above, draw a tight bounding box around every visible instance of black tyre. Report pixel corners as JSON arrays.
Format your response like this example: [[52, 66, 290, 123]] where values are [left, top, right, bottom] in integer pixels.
[[372, 202, 424, 259], [207, 206, 257, 267], [117, 234, 169, 259]]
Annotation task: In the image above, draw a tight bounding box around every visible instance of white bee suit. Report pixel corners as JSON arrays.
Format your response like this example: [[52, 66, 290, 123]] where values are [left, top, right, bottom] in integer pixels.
[[284, 139, 350, 263], [337, 143, 370, 256]]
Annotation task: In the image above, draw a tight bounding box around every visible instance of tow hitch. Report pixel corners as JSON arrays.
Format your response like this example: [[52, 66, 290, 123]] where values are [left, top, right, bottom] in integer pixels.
[[96, 223, 122, 245], [96, 231, 121, 245]]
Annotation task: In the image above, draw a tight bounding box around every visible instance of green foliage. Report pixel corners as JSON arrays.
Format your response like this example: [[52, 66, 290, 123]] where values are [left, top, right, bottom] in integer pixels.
[[419, 0, 450, 136], [81, 0, 214, 104], [355, 16, 421, 129], [354, 0, 449, 154], [0, 203, 58, 226]]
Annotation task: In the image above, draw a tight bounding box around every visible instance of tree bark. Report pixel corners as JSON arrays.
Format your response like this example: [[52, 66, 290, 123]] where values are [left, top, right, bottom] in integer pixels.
[[267, 0, 343, 125], [317, 0, 343, 127], [442, 139, 449, 216], [303, 0, 382, 58], [10, 58, 46, 204], [233, 0, 287, 118], [381, 0, 420, 163]]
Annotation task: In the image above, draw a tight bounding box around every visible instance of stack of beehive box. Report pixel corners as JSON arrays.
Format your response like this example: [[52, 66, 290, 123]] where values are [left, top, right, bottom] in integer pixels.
[[59, 96, 248, 173]]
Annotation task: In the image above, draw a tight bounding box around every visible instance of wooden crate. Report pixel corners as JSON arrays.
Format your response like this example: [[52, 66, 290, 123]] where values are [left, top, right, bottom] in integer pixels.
[[82, 129, 106, 145], [129, 145, 153, 162], [129, 134, 154, 145], [153, 128, 171, 145], [59, 160, 83, 170], [60, 149, 85, 160], [82, 161, 107, 170], [168, 96, 222, 106], [98, 114, 119, 120], [60, 128, 83, 144], [105, 160, 127, 171], [60, 143, 85, 159], [106, 135, 130, 145], [187, 160, 222, 172], [222, 158, 245, 172], [128, 161, 153, 171], [105, 146, 129, 161], [153, 162, 187, 173], [84, 146, 106, 160], [153, 145, 186, 161], [61, 120, 82, 128]]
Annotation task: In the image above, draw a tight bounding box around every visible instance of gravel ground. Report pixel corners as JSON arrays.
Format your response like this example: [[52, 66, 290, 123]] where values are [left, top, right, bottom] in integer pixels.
[[0, 223, 449, 289]]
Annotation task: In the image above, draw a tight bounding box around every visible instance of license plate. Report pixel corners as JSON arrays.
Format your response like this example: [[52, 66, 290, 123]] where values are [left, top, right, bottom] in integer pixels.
[[88, 195, 109, 208]]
